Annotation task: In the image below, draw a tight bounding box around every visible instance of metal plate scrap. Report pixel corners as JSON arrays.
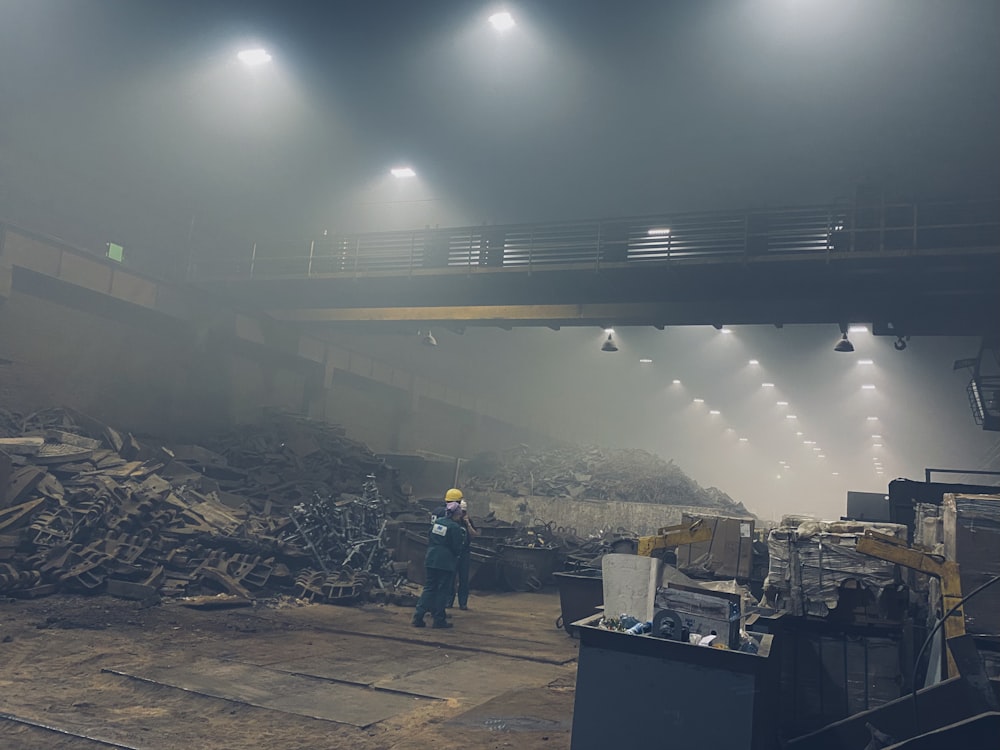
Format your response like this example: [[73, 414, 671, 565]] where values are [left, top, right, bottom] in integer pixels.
[[0, 407, 409, 606]]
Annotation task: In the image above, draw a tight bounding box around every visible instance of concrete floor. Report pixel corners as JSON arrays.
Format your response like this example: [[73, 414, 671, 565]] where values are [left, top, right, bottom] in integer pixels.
[[0, 589, 580, 749]]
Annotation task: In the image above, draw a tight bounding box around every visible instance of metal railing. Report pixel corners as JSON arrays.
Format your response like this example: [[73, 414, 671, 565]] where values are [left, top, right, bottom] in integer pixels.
[[190, 198, 1000, 281]]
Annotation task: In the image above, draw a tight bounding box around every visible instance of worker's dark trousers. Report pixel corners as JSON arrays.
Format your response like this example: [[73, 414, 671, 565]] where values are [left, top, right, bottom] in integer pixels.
[[414, 567, 452, 625], [448, 551, 470, 609]]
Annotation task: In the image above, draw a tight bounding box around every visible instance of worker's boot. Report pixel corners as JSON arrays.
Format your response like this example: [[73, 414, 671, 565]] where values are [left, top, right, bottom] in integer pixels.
[[432, 620, 453, 629], [411, 611, 425, 628]]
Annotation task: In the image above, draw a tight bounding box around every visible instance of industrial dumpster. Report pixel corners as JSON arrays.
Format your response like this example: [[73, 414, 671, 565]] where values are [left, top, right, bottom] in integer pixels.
[[570, 614, 780, 750], [553, 569, 603, 636]]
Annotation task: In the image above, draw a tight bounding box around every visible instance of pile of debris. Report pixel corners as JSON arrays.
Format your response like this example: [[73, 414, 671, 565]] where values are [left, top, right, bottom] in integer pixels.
[[462, 444, 747, 514], [199, 412, 410, 515], [0, 407, 412, 605]]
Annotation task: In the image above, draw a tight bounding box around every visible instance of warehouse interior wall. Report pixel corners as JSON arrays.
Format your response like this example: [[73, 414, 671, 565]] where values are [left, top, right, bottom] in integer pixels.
[[0, 225, 547, 458]]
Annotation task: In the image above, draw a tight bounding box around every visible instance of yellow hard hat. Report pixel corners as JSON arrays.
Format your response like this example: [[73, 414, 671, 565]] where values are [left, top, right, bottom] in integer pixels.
[[445, 488, 463, 501]]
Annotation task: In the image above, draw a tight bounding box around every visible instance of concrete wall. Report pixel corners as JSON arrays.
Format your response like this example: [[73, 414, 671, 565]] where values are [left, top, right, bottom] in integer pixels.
[[469, 491, 742, 538], [0, 287, 231, 438], [0, 223, 550, 455]]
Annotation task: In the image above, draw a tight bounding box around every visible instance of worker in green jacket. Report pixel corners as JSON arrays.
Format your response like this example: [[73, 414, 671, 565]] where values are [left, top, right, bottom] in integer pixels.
[[412, 500, 466, 629]]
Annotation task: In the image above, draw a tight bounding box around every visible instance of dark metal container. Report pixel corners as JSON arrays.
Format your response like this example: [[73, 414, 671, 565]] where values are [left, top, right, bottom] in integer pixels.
[[553, 569, 603, 636], [570, 615, 779, 750]]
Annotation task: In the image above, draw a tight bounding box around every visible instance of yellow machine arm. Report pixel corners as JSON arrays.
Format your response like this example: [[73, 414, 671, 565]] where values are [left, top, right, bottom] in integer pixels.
[[856, 529, 964, 677], [637, 519, 713, 557]]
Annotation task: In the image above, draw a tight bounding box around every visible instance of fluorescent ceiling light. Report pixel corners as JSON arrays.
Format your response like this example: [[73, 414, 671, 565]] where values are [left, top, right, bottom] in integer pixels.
[[390, 166, 416, 178], [776, 401, 788, 406], [849, 325, 868, 333], [672, 379, 681, 385], [858, 359, 874, 365], [748, 359, 759, 365], [762, 382, 775, 388], [488, 11, 515, 31], [693, 398, 704, 404], [867, 416, 879, 421], [873, 443, 883, 448], [786, 414, 797, 419], [709, 410, 721, 415], [739, 437, 748, 442], [639, 358, 653, 364], [862, 384, 876, 390], [647, 227, 671, 236], [720, 328, 732, 334], [872, 434, 882, 439], [237, 48, 272, 66]]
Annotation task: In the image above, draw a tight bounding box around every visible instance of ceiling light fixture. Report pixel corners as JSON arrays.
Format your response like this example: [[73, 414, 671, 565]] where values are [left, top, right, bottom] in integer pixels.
[[762, 383, 775, 388], [834, 322, 855, 353], [488, 11, 515, 31], [237, 48, 272, 66], [858, 359, 874, 365], [601, 332, 618, 352], [672, 379, 681, 385], [748, 359, 760, 365], [390, 166, 416, 178], [639, 358, 653, 364], [421, 329, 437, 347]]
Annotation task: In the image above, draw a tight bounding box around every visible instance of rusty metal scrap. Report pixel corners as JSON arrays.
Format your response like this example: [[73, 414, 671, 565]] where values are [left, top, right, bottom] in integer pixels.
[[0, 407, 410, 605], [463, 444, 748, 514]]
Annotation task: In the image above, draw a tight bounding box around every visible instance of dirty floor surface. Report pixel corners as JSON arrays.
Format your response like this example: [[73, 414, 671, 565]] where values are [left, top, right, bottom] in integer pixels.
[[0, 590, 579, 749]]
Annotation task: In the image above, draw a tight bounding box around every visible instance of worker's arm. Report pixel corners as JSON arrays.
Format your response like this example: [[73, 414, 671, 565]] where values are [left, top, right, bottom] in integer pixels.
[[448, 523, 466, 558]]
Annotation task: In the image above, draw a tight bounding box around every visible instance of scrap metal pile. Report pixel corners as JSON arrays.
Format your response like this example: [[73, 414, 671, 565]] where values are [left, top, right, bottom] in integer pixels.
[[462, 444, 747, 514], [0, 407, 411, 605]]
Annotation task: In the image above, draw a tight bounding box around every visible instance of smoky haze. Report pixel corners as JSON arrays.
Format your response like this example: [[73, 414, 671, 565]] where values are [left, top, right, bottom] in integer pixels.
[[2, 1, 998, 242], [324, 326, 1000, 522], [1, 1, 998, 519]]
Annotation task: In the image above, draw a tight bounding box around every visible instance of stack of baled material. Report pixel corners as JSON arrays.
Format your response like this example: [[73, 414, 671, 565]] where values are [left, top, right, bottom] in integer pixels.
[[942, 493, 1000, 635], [763, 517, 907, 618]]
